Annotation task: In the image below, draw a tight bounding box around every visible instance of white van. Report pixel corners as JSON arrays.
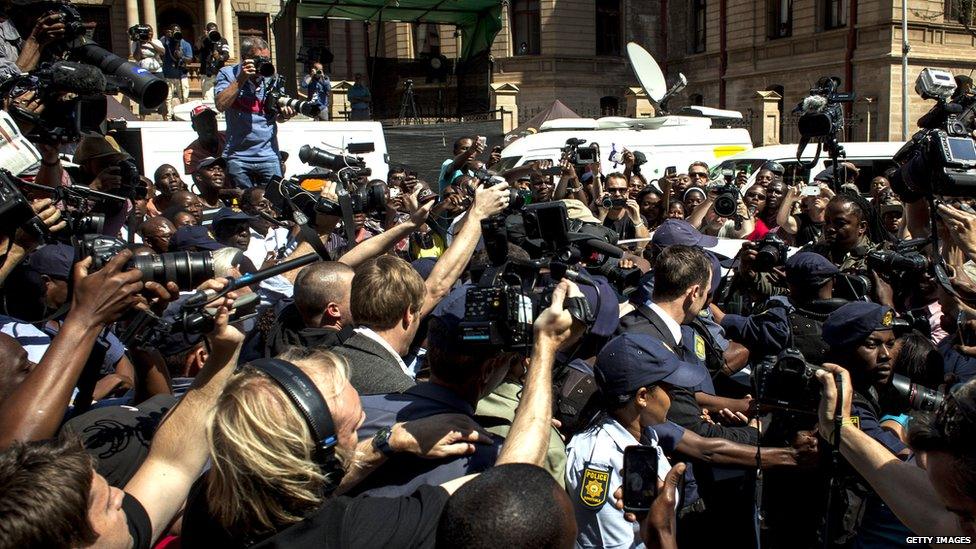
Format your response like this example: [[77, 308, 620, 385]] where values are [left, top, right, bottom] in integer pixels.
[[495, 115, 752, 180], [114, 120, 390, 181], [711, 142, 905, 191]]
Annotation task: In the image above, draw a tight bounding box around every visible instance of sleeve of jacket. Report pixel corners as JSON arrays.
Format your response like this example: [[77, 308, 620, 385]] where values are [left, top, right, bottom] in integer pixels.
[[666, 387, 760, 445], [720, 306, 790, 350]]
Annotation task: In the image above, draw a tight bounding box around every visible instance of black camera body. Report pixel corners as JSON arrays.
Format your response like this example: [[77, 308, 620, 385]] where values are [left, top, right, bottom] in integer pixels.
[[796, 76, 854, 140], [128, 24, 151, 42], [0, 170, 43, 237], [315, 181, 387, 216], [754, 233, 788, 272], [207, 29, 222, 42], [76, 234, 215, 290], [711, 183, 740, 218], [252, 55, 275, 77], [561, 138, 599, 167], [890, 127, 976, 201], [600, 196, 628, 209], [754, 348, 823, 414], [116, 158, 148, 200], [866, 248, 928, 276]]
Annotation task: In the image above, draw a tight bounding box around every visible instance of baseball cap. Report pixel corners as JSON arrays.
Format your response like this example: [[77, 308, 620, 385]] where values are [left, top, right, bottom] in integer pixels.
[[196, 156, 227, 171], [651, 219, 718, 248], [25, 243, 74, 279], [595, 333, 706, 401], [190, 105, 217, 119], [880, 200, 904, 216], [785, 252, 840, 287], [822, 301, 894, 348], [170, 225, 223, 251], [762, 161, 785, 175]]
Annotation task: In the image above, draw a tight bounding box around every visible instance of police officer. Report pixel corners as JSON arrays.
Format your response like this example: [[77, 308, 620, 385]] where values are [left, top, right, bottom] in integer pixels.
[[718, 252, 844, 366], [566, 333, 706, 548], [821, 301, 915, 548]]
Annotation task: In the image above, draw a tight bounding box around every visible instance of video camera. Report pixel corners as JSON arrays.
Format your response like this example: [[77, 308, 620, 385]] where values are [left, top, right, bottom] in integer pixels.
[[127, 24, 151, 42], [264, 76, 320, 118], [0, 61, 109, 144], [889, 68, 976, 202], [561, 138, 600, 168], [794, 76, 855, 178]]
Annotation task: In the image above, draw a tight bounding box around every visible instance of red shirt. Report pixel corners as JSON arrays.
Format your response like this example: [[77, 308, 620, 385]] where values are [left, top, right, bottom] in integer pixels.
[[747, 218, 770, 241]]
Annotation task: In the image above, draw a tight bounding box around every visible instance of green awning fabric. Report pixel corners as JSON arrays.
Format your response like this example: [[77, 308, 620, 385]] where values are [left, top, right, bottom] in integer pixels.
[[280, 0, 503, 60]]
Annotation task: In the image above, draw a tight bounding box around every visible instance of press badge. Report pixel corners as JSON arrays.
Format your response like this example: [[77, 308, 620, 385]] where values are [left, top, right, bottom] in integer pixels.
[[579, 466, 611, 509]]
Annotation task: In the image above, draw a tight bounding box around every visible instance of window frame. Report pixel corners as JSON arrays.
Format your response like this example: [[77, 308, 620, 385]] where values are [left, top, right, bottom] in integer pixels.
[[822, 0, 848, 30], [510, 0, 541, 56], [691, 0, 707, 54], [767, 0, 793, 39], [595, 0, 622, 56]]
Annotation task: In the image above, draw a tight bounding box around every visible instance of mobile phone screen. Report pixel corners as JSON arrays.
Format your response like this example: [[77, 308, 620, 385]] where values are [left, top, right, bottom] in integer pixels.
[[623, 445, 659, 513], [665, 166, 677, 177]]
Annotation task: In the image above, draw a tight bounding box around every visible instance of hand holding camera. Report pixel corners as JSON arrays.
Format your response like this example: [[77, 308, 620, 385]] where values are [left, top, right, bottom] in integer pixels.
[[30, 12, 67, 47], [533, 279, 586, 350], [90, 165, 122, 192], [814, 363, 854, 445], [470, 179, 510, 221], [71, 248, 147, 327], [238, 59, 258, 82]]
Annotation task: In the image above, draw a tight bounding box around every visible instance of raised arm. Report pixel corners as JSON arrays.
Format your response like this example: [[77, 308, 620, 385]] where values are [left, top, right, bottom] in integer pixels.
[[0, 251, 145, 449], [125, 291, 243, 544], [215, 61, 254, 112], [497, 280, 583, 466], [419, 180, 510, 318], [776, 185, 802, 234], [339, 188, 433, 269]]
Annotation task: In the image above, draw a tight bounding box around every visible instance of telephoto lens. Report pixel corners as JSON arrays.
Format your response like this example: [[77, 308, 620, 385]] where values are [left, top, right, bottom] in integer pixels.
[[208, 30, 222, 42], [278, 96, 321, 117], [130, 251, 215, 290]]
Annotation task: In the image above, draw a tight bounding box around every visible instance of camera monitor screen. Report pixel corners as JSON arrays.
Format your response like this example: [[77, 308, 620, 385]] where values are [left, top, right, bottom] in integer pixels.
[[947, 136, 976, 163]]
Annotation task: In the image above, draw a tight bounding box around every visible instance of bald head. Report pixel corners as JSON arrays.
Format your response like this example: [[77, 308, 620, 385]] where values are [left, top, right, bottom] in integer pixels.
[[139, 217, 176, 253], [294, 262, 356, 328]]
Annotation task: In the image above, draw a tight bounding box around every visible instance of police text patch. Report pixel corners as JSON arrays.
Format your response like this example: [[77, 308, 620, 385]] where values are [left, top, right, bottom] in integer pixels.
[[580, 467, 610, 508]]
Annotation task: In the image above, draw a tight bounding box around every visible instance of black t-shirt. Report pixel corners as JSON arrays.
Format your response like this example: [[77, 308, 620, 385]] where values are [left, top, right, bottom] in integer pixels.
[[122, 494, 152, 549], [181, 477, 449, 549], [795, 212, 824, 247], [603, 214, 646, 240]]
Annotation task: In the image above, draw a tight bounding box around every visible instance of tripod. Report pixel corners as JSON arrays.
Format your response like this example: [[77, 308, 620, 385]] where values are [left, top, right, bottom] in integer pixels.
[[398, 80, 420, 125]]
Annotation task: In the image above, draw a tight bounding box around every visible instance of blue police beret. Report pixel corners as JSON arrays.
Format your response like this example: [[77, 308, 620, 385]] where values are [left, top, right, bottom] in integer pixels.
[[26, 243, 75, 279], [651, 219, 718, 248], [785, 252, 840, 287], [595, 333, 706, 400], [822, 301, 894, 348], [211, 207, 253, 227], [170, 225, 223, 252]]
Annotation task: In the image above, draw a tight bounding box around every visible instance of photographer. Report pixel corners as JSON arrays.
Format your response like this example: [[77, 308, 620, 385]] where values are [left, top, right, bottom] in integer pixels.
[[215, 36, 295, 189], [596, 172, 650, 242], [129, 24, 165, 118], [776, 180, 833, 246], [197, 22, 229, 102], [161, 24, 192, 117], [0, 5, 65, 74], [438, 136, 483, 193], [301, 62, 331, 121], [816, 364, 976, 541]]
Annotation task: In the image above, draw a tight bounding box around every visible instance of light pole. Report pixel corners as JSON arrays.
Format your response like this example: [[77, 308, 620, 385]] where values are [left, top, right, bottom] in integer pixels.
[[902, 0, 910, 140]]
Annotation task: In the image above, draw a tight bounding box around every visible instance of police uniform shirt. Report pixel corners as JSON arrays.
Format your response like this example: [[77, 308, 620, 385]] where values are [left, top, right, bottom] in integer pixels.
[[720, 296, 792, 352], [566, 415, 672, 549], [680, 325, 715, 395], [938, 334, 976, 384]]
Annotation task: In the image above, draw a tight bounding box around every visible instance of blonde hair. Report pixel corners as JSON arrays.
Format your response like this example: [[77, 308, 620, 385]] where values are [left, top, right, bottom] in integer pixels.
[[205, 348, 352, 537]]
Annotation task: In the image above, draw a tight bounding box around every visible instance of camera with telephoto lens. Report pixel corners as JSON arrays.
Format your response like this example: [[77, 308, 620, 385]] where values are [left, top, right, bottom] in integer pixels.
[[890, 68, 976, 201], [312, 181, 387, 216], [754, 348, 823, 414], [207, 29, 222, 42], [561, 138, 599, 167], [754, 233, 788, 272], [264, 77, 320, 118], [76, 234, 215, 291], [128, 24, 151, 42], [888, 373, 945, 412], [866, 249, 928, 275]]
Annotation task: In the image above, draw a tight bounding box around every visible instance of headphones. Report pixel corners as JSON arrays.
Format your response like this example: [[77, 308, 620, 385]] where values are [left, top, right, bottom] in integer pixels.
[[249, 358, 345, 494]]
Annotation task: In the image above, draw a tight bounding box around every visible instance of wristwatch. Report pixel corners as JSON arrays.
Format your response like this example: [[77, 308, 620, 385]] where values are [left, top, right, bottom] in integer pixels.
[[372, 426, 396, 457]]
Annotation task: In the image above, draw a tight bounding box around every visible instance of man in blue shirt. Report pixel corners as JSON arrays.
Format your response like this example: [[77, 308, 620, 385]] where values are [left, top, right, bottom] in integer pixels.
[[161, 25, 193, 118], [301, 62, 331, 120], [214, 36, 295, 188], [348, 73, 371, 120]]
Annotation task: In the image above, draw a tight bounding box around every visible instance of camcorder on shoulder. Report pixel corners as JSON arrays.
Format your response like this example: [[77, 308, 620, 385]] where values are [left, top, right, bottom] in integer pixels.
[[562, 138, 600, 168], [890, 68, 976, 202]]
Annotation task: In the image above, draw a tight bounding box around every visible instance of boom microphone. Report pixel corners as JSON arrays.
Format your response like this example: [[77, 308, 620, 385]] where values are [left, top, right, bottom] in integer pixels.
[[44, 61, 106, 95]]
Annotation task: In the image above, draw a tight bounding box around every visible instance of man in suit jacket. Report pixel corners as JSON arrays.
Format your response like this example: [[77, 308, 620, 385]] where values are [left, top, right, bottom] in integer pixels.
[[334, 255, 427, 395]]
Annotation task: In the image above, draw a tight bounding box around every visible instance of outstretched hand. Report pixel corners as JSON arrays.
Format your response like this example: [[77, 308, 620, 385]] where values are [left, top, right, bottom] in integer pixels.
[[393, 413, 494, 459]]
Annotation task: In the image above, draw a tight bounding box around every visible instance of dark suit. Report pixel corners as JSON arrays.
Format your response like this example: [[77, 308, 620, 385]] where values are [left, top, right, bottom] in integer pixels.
[[333, 332, 415, 396]]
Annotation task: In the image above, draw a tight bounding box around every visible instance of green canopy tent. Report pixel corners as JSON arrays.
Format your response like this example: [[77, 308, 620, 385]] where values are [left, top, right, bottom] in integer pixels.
[[272, 0, 503, 104]]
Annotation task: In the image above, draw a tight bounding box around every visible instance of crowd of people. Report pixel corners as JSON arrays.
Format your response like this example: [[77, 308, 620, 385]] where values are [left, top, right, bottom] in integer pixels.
[[0, 9, 974, 547]]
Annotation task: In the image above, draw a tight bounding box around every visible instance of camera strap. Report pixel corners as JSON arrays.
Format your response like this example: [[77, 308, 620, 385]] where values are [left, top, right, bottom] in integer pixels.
[[337, 189, 357, 252]]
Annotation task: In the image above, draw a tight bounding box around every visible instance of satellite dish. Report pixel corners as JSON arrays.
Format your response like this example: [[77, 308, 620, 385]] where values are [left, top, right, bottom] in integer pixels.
[[627, 42, 667, 102]]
